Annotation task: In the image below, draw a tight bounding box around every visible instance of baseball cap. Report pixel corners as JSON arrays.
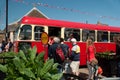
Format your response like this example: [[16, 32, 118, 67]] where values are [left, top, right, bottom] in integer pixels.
[[71, 38, 77, 42]]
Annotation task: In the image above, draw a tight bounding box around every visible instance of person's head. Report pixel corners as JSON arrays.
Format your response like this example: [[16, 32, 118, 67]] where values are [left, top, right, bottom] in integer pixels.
[[86, 37, 93, 46], [71, 38, 77, 45], [53, 37, 60, 43], [69, 33, 73, 38], [48, 36, 54, 45], [60, 37, 64, 43]]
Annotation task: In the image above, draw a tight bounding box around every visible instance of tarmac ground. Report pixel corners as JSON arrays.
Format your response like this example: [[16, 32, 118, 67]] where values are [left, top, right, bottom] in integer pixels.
[[62, 66, 106, 80], [62, 66, 120, 80], [79, 67, 106, 80]]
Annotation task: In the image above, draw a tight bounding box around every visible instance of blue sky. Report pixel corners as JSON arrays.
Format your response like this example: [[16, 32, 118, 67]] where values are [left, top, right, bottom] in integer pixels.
[[0, 0, 120, 30]]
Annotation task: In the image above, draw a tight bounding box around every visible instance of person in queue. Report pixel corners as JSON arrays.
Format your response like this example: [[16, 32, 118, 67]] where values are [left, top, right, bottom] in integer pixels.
[[5, 38, 13, 52], [60, 37, 70, 60], [1, 39, 6, 52], [69, 38, 80, 76], [86, 37, 97, 80], [60, 37, 71, 74], [48, 36, 54, 48], [48, 37, 64, 73]]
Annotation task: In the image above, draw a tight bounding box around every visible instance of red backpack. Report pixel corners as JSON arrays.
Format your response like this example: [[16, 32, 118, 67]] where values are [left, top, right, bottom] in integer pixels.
[[56, 45, 65, 62]]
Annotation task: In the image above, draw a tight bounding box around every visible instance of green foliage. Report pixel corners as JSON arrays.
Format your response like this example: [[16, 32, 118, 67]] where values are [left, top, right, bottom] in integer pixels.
[[96, 51, 115, 60], [0, 46, 62, 80]]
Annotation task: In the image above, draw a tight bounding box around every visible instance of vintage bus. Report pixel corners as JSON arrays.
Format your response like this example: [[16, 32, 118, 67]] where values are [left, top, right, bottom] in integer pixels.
[[13, 16, 120, 66]]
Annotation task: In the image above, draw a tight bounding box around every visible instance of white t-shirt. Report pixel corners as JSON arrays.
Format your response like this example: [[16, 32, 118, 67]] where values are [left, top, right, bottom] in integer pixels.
[[71, 45, 80, 53]]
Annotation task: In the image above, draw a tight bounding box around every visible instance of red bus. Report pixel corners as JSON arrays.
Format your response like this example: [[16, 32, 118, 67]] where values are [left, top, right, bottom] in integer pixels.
[[13, 16, 120, 66]]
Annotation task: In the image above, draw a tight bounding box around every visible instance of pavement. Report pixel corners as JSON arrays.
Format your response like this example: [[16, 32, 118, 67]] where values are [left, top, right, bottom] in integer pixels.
[[63, 66, 106, 80], [79, 67, 120, 80], [62, 65, 120, 80], [79, 67, 106, 80], [79, 67, 89, 80]]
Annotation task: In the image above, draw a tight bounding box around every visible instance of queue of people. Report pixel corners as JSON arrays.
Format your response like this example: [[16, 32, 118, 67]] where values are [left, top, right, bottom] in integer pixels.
[[48, 36, 103, 80], [48, 36, 80, 79], [0, 38, 13, 53]]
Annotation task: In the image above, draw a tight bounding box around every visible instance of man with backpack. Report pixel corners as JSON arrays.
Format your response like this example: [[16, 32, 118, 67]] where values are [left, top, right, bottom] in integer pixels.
[[69, 38, 80, 76], [60, 38, 70, 60], [60, 38, 71, 73], [48, 37, 65, 73]]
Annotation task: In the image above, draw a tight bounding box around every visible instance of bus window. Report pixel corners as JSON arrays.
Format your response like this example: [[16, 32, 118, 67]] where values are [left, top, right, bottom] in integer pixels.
[[34, 26, 44, 40], [64, 28, 80, 41], [82, 30, 95, 42], [110, 32, 120, 42], [19, 25, 32, 40], [48, 27, 61, 37], [98, 31, 108, 42]]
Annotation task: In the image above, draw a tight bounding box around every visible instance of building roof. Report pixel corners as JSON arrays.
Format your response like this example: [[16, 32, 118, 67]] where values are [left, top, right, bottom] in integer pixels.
[[7, 7, 49, 32], [25, 7, 49, 18]]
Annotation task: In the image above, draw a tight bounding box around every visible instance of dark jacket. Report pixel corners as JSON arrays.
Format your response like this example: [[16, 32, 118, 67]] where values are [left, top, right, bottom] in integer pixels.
[[60, 44, 69, 58], [48, 43, 62, 64]]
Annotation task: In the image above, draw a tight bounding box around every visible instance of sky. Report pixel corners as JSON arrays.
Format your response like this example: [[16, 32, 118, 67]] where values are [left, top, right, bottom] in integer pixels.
[[0, 0, 120, 30]]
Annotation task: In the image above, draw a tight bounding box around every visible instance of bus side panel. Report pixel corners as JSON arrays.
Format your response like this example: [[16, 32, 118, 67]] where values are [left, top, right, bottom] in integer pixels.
[[95, 43, 116, 53], [31, 41, 44, 53], [78, 42, 87, 66], [65, 42, 87, 66], [31, 42, 48, 60]]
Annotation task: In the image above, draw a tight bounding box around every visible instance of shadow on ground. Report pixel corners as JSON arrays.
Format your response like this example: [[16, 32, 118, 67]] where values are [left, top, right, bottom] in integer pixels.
[[63, 73, 88, 80]]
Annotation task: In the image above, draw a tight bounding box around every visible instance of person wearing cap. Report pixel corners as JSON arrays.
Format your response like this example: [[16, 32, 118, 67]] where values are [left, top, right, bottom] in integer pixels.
[[69, 38, 80, 76]]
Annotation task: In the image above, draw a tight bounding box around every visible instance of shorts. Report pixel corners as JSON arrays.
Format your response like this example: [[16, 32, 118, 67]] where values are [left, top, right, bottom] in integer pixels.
[[70, 61, 80, 75]]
